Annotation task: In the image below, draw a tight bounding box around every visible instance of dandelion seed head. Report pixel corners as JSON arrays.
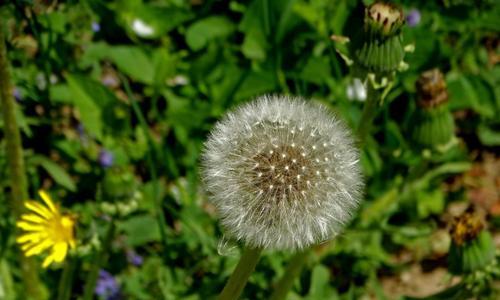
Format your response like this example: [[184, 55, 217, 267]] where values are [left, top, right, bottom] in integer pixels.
[[201, 95, 363, 251]]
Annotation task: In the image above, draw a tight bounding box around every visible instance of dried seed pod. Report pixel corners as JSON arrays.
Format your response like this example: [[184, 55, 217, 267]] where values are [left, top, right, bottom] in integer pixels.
[[201, 95, 363, 251]]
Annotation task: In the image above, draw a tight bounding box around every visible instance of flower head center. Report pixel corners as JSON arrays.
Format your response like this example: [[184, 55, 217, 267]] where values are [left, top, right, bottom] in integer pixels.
[[251, 144, 319, 200]]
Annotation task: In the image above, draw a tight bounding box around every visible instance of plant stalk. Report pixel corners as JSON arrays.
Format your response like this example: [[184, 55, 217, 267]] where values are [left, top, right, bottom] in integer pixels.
[[56, 257, 76, 300], [218, 247, 262, 300], [269, 250, 310, 300], [356, 83, 380, 143], [82, 221, 115, 300], [0, 19, 44, 300]]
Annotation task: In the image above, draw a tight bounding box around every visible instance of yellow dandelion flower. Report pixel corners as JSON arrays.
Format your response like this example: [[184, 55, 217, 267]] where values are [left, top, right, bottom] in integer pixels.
[[16, 190, 76, 268]]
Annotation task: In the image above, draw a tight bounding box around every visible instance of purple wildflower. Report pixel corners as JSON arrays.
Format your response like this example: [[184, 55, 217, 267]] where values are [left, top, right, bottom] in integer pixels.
[[99, 149, 114, 168], [95, 270, 120, 300], [101, 74, 119, 88], [126, 249, 143, 266], [13, 87, 22, 102], [92, 22, 101, 33], [406, 9, 421, 27]]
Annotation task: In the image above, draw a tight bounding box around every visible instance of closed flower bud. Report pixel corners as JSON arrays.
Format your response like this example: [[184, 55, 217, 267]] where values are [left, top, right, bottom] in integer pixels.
[[410, 69, 456, 150], [352, 2, 405, 73], [448, 211, 495, 275], [201, 95, 363, 251]]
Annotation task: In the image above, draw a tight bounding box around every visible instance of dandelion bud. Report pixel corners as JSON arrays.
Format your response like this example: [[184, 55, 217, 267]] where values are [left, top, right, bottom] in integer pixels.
[[410, 69, 456, 150], [352, 2, 405, 73], [448, 211, 495, 274], [201, 95, 363, 251]]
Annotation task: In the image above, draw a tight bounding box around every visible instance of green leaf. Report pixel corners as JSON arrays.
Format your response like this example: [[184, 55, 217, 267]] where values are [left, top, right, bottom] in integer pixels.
[[107, 46, 154, 84], [416, 189, 445, 218], [185, 16, 235, 51], [241, 29, 267, 60], [118, 214, 161, 247], [478, 123, 500, 146], [31, 155, 76, 192], [447, 73, 494, 118], [307, 265, 337, 300], [66, 74, 122, 140]]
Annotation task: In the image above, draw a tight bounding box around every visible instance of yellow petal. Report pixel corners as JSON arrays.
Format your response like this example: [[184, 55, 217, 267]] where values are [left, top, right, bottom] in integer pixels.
[[21, 242, 37, 251], [24, 201, 53, 219], [16, 221, 45, 232], [21, 214, 47, 224], [38, 190, 57, 213], [42, 254, 55, 268], [25, 239, 54, 256], [16, 232, 45, 244], [51, 242, 68, 263]]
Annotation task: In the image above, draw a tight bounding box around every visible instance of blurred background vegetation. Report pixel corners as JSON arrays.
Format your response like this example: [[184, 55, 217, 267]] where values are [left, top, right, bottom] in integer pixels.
[[0, 0, 499, 299]]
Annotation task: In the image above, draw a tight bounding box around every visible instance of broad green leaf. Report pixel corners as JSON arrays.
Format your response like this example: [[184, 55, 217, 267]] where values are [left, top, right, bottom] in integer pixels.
[[118, 214, 161, 246], [107, 46, 154, 84], [66, 74, 121, 140], [185, 16, 235, 51]]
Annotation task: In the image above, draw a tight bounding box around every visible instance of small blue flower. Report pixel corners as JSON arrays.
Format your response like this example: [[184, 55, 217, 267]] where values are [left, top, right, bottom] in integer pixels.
[[126, 249, 143, 266], [92, 22, 101, 33], [101, 74, 119, 87], [95, 270, 120, 300], [99, 150, 114, 168], [406, 9, 421, 27], [13, 87, 23, 102]]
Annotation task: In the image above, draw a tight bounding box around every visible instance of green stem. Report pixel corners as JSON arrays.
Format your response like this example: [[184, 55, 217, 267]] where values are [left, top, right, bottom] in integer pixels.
[[82, 221, 115, 300], [356, 83, 381, 142], [56, 257, 76, 300], [218, 247, 262, 300], [0, 19, 44, 300], [269, 250, 310, 300], [0, 259, 15, 300]]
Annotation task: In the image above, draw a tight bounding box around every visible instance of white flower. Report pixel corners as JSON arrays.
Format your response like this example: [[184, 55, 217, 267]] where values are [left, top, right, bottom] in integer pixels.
[[131, 19, 154, 37], [201, 95, 363, 251], [346, 78, 367, 102]]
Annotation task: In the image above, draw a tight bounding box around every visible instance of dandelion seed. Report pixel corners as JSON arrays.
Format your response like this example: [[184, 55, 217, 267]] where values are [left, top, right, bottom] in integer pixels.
[[201, 95, 363, 251], [16, 190, 76, 268]]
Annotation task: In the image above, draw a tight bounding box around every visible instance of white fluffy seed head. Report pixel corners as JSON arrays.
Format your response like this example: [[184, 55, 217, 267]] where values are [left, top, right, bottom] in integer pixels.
[[201, 95, 363, 251]]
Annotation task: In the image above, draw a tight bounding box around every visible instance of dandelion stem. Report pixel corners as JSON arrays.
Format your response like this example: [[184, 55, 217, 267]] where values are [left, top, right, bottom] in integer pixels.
[[0, 20, 44, 299], [56, 258, 76, 300], [269, 250, 310, 300], [82, 221, 115, 300], [218, 247, 262, 300]]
